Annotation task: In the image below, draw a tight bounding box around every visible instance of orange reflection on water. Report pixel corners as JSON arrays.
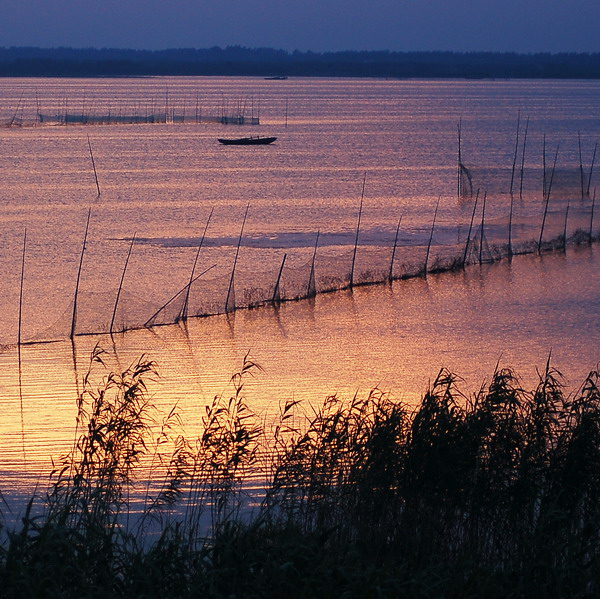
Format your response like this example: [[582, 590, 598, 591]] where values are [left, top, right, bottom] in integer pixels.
[[2, 245, 599, 486]]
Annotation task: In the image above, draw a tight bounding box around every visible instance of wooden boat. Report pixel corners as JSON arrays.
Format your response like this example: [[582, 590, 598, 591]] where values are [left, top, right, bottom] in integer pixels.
[[218, 136, 277, 145]]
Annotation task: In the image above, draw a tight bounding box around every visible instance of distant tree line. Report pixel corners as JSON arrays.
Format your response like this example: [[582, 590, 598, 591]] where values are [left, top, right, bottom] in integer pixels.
[[0, 46, 598, 78]]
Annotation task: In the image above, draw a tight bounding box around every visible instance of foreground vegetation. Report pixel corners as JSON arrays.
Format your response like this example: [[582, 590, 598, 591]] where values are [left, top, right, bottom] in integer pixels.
[[1, 347, 600, 598]]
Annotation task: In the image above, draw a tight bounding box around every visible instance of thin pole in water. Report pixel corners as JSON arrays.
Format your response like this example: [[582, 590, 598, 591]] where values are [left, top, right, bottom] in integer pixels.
[[110, 232, 136, 335], [307, 230, 320, 298], [71, 207, 92, 341], [424, 196, 441, 275], [590, 187, 597, 243], [508, 192, 515, 259], [144, 264, 217, 328], [587, 143, 597, 199], [182, 207, 214, 322], [509, 111, 521, 197], [462, 189, 480, 267], [508, 113, 520, 256], [519, 117, 529, 200], [579, 132, 585, 200], [388, 215, 402, 282], [350, 172, 366, 287], [542, 135, 547, 199], [18, 228, 26, 348], [18, 228, 27, 463], [479, 191, 487, 265], [9, 91, 24, 127], [87, 135, 101, 198], [272, 253, 287, 304], [457, 118, 462, 199], [562, 199, 570, 251], [35, 90, 41, 125], [539, 144, 559, 252], [225, 203, 249, 314]]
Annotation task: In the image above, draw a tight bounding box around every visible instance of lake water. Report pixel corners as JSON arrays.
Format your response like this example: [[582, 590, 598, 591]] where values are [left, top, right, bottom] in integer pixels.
[[0, 76, 599, 496]]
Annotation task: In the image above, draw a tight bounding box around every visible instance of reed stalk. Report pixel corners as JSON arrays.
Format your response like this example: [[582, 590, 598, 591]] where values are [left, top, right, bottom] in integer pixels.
[[4, 352, 600, 598]]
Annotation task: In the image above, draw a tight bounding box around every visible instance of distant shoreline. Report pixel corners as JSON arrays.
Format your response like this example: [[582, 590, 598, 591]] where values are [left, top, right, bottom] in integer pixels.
[[0, 46, 599, 79]]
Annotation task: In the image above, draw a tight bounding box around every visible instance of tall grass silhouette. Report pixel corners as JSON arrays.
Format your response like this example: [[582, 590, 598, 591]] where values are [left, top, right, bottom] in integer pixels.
[[1, 348, 600, 597]]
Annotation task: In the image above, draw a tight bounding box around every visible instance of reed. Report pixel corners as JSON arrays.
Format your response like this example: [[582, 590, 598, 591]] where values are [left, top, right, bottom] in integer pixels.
[[2, 350, 600, 597]]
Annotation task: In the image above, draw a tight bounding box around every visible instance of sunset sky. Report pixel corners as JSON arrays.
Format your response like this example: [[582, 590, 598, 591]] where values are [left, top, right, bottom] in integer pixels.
[[1, 0, 598, 53]]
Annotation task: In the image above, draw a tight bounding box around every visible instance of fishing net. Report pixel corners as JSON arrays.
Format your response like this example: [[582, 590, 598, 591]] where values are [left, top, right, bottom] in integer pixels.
[[9, 163, 597, 347]]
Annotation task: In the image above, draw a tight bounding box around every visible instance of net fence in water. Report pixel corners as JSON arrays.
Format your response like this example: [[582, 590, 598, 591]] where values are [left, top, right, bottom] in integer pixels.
[[34, 113, 261, 126], [11, 164, 598, 346]]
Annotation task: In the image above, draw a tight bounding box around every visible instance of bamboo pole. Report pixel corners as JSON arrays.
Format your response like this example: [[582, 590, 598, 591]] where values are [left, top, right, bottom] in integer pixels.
[[272, 253, 287, 304], [110, 233, 136, 334], [144, 264, 217, 328], [307, 230, 320, 298], [508, 191, 515, 259], [462, 189, 480, 267], [424, 196, 441, 274], [225, 203, 249, 314], [542, 135, 547, 199], [18, 228, 27, 463], [9, 92, 24, 127], [35, 90, 41, 125], [517, 115, 528, 200], [181, 207, 214, 322], [350, 173, 367, 287], [479, 191, 487, 265], [457, 119, 462, 199], [70, 207, 92, 340], [87, 135, 101, 197], [562, 199, 570, 251], [18, 228, 27, 348], [579, 132, 585, 200], [509, 112, 521, 197], [539, 145, 559, 252], [587, 143, 597, 198], [590, 187, 597, 243], [388, 215, 402, 282]]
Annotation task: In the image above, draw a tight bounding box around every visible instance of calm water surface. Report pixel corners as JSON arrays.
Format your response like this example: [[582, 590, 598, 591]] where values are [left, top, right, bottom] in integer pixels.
[[0, 77, 599, 490]]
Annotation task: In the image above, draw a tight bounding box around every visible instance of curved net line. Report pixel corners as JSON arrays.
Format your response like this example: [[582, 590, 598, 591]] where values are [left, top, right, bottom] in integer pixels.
[[8, 161, 598, 345]]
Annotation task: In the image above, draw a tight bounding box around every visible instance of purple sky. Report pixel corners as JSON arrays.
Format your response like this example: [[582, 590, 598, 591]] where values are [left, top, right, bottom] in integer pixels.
[[2, 0, 598, 53]]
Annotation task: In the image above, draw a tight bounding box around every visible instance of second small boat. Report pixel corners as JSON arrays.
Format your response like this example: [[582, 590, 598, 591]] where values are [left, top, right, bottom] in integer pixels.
[[217, 136, 277, 145]]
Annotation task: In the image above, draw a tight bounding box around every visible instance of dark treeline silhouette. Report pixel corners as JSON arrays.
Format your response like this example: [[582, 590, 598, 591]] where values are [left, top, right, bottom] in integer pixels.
[[0, 46, 599, 78]]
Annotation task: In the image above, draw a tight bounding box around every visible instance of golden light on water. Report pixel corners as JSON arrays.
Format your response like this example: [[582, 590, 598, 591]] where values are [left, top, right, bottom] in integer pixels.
[[0, 77, 598, 492], [2, 245, 599, 482]]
